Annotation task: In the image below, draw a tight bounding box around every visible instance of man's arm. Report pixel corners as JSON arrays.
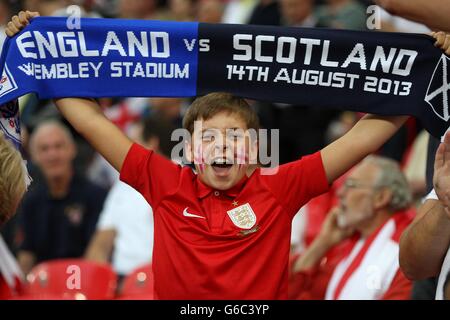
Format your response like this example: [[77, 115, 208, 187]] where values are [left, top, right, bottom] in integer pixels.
[[399, 199, 450, 279], [6, 12, 133, 172], [321, 114, 407, 184], [84, 229, 116, 264], [375, 0, 450, 32], [293, 209, 353, 273], [54, 98, 132, 172], [400, 131, 450, 279]]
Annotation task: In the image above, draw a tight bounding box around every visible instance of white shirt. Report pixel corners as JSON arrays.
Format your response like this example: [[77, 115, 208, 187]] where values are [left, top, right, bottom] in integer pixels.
[[221, 0, 258, 24], [97, 181, 153, 275]]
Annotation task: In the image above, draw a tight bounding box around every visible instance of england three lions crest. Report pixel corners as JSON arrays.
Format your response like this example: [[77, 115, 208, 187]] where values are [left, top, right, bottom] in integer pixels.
[[227, 203, 257, 230], [425, 54, 450, 121]]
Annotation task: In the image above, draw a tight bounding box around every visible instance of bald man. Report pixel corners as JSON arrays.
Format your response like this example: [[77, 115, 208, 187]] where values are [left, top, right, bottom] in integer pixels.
[[16, 121, 107, 275]]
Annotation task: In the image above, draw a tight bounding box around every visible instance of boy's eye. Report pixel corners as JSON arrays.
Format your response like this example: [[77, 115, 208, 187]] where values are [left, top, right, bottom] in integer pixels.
[[202, 133, 214, 141], [228, 131, 244, 140]]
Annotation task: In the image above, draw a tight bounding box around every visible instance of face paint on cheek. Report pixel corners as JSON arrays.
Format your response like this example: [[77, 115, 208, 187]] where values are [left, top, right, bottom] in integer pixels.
[[194, 142, 207, 173], [236, 146, 249, 171]]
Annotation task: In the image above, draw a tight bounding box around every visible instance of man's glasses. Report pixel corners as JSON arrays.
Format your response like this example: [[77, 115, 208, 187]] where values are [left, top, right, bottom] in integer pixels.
[[342, 179, 384, 190]]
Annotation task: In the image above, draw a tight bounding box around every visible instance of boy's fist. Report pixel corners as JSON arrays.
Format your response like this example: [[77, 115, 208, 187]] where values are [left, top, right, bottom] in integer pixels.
[[432, 31, 450, 55], [5, 10, 40, 37]]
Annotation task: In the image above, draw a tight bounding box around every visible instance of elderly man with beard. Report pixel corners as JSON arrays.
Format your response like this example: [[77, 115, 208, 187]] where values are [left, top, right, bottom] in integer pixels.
[[289, 155, 414, 300]]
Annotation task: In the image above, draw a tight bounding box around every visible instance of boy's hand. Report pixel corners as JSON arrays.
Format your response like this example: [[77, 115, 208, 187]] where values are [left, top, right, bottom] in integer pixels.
[[5, 11, 132, 173], [5, 10, 40, 37], [432, 31, 450, 55], [433, 131, 450, 218]]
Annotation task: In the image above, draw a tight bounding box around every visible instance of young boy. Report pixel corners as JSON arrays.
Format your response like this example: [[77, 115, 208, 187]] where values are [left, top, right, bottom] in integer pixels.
[[6, 12, 431, 299]]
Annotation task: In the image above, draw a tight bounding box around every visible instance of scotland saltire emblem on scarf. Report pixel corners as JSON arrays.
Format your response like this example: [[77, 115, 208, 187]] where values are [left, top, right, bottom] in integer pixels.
[[227, 203, 257, 230], [425, 54, 450, 121]]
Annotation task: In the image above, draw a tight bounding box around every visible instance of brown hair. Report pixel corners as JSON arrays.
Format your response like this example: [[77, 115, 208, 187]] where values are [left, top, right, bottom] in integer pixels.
[[0, 132, 27, 225], [182, 92, 260, 134]]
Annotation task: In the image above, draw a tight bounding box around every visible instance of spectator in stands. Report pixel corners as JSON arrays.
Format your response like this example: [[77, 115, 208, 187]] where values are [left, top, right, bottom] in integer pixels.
[[248, 0, 281, 26], [290, 155, 414, 299], [118, 0, 161, 20], [316, 0, 367, 30], [168, 0, 194, 21], [196, 0, 224, 24], [221, 0, 258, 24], [22, 0, 65, 17], [85, 116, 176, 280], [399, 33, 450, 300], [16, 121, 107, 275], [400, 129, 450, 300], [280, 0, 316, 27], [149, 97, 185, 128]]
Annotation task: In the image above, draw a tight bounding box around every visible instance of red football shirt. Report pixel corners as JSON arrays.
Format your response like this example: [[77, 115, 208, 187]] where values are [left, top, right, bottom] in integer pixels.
[[120, 143, 329, 299]]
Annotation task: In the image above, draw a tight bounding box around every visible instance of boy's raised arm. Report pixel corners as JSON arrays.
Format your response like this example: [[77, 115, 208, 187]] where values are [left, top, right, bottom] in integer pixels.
[[5, 11, 133, 172], [322, 31, 450, 184], [321, 114, 408, 184], [54, 98, 132, 171]]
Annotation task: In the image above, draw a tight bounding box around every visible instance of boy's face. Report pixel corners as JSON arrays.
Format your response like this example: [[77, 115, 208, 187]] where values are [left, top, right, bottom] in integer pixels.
[[188, 111, 257, 191]]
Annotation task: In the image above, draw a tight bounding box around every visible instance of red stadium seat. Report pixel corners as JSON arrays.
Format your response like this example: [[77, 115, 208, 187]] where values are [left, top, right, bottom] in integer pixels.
[[10, 292, 82, 300], [0, 275, 13, 299], [117, 264, 155, 300], [1, 274, 25, 299], [22, 259, 117, 300]]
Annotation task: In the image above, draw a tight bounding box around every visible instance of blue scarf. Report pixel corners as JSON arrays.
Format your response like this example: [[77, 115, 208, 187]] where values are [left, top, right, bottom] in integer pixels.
[[0, 17, 448, 138]]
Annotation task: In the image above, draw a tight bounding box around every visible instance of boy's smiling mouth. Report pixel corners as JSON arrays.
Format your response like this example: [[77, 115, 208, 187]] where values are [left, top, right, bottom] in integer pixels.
[[210, 157, 235, 177]]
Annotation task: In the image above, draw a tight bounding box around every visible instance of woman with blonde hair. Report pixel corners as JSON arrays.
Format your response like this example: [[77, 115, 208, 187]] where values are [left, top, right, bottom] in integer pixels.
[[0, 98, 30, 226], [0, 131, 28, 225]]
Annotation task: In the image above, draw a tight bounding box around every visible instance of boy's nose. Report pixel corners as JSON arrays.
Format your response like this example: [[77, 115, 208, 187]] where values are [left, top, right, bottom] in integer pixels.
[[214, 139, 231, 151]]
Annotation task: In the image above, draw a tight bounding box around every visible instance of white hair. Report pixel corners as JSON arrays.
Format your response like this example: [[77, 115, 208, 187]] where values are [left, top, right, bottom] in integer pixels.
[[363, 155, 412, 211]]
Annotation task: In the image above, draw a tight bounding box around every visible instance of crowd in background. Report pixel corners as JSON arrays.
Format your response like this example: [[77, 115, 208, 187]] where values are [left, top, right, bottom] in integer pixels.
[[0, 0, 439, 299]]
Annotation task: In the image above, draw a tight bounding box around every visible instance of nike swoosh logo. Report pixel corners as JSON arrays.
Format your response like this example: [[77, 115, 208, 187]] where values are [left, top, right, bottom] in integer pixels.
[[183, 207, 205, 219]]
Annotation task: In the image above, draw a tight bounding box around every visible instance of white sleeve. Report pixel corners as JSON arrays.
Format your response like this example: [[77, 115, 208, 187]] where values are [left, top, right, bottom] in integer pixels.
[[96, 182, 125, 230], [423, 127, 450, 203], [425, 189, 438, 201]]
